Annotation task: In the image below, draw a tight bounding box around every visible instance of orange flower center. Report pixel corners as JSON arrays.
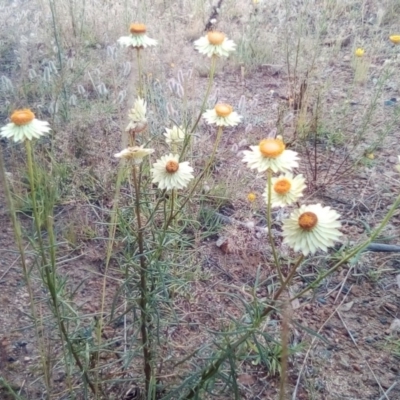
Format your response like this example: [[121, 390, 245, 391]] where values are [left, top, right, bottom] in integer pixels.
[[207, 31, 225, 45], [215, 104, 232, 117], [298, 212, 318, 231], [274, 178, 291, 194], [130, 23, 147, 34], [166, 160, 179, 173], [390, 35, 400, 45], [11, 109, 35, 126], [259, 138, 285, 158]]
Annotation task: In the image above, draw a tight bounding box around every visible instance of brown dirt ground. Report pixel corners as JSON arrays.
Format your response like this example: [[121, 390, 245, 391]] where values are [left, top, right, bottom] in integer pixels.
[[2, 0, 400, 399]]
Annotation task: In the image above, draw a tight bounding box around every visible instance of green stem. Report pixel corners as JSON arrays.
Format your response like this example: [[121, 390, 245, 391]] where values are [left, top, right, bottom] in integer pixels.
[[132, 164, 152, 394], [0, 376, 25, 400], [168, 189, 175, 226], [180, 55, 217, 161], [267, 169, 284, 284], [136, 47, 143, 98], [44, 212, 73, 395], [25, 140, 47, 265], [279, 254, 303, 400], [189, 55, 217, 135], [165, 125, 224, 228]]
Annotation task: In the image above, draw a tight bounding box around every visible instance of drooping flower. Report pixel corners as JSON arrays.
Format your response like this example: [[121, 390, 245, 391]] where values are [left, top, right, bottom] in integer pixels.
[[0, 109, 51, 143], [263, 173, 306, 207], [242, 138, 299, 173], [114, 146, 154, 164], [125, 97, 147, 133], [118, 23, 157, 49], [164, 125, 185, 145], [203, 104, 242, 127], [282, 204, 341, 256], [194, 31, 236, 58], [389, 35, 400, 45], [151, 154, 194, 190], [355, 48, 365, 57]]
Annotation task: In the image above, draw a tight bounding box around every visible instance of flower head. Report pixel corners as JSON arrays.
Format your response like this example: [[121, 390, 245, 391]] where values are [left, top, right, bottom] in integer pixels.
[[203, 104, 242, 127], [126, 97, 147, 133], [263, 173, 306, 207], [194, 31, 236, 58], [164, 125, 185, 146], [0, 109, 51, 143], [355, 48, 365, 57], [247, 192, 257, 202], [151, 154, 194, 190], [390, 35, 400, 45], [118, 23, 157, 49], [282, 204, 341, 256], [114, 146, 154, 164], [242, 138, 299, 173]]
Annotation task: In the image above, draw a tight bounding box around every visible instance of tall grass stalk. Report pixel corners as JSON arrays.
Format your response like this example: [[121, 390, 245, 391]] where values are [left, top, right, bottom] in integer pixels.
[[95, 162, 124, 396], [189, 55, 217, 135], [179, 55, 218, 163], [0, 145, 52, 397], [48, 0, 69, 120], [25, 140, 98, 397]]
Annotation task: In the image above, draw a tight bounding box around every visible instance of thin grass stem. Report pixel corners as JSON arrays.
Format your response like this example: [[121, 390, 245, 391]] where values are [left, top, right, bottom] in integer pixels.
[[0, 145, 52, 398], [267, 169, 284, 284]]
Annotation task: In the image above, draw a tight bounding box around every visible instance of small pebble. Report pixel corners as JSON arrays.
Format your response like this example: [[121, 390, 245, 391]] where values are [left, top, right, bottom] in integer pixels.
[[352, 364, 361, 372]]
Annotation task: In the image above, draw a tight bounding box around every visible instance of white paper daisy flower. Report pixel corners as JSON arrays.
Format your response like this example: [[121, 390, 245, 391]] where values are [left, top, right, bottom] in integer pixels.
[[118, 23, 157, 49], [125, 97, 147, 133], [194, 31, 236, 58], [242, 138, 299, 173], [114, 146, 154, 164], [0, 109, 51, 143], [164, 125, 185, 145], [282, 204, 341, 256], [203, 104, 242, 127], [263, 173, 306, 207], [151, 154, 194, 190]]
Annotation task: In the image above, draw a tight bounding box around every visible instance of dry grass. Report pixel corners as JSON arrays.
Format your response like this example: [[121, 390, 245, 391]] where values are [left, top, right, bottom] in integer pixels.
[[1, 0, 400, 399]]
